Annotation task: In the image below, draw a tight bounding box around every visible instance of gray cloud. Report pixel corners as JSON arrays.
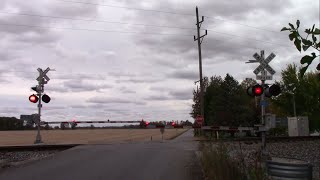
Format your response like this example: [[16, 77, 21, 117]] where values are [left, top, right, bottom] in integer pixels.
[[52, 73, 107, 80], [42, 105, 68, 111], [116, 77, 163, 84], [119, 87, 136, 94], [64, 79, 112, 92], [169, 89, 193, 100], [169, 69, 199, 80], [45, 85, 69, 93], [87, 97, 146, 105], [144, 95, 171, 101], [108, 72, 138, 77], [149, 86, 169, 92], [45, 79, 112, 93], [70, 104, 88, 109]]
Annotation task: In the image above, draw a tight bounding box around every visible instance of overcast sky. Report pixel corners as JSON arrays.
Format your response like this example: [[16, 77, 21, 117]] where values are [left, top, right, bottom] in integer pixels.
[[0, 0, 319, 123]]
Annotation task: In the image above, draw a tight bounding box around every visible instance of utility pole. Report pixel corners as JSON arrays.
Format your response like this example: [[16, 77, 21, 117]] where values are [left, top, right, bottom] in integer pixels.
[[194, 6, 207, 124]]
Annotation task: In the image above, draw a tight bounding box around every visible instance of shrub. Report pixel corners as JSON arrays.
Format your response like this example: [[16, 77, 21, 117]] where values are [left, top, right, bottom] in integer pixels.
[[200, 143, 247, 180], [200, 142, 268, 180], [268, 127, 288, 136]]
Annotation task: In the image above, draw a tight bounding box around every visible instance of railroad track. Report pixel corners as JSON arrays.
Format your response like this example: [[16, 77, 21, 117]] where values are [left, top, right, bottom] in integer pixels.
[[0, 144, 81, 152], [196, 135, 320, 143]]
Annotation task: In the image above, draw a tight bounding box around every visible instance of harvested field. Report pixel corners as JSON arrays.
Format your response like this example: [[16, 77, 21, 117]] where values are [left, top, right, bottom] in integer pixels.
[[0, 129, 188, 146]]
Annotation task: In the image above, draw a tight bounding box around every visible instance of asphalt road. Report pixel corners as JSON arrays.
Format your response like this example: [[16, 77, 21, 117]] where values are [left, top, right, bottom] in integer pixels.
[[0, 129, 202, 180]]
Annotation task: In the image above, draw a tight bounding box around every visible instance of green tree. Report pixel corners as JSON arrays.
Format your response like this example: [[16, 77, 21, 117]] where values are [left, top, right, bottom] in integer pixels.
[[240, 78, 258, 90], [190, 77, 209, 120], [0, 117, 24, 130], [191, 74, 258, 126], [44, 124, 50, 130], [271, 64, 320, 131], [281, 20, 320, 77]]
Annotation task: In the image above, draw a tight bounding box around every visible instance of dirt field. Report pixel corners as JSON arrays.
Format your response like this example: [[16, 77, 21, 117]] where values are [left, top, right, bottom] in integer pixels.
[[0, 128, 189, 146]]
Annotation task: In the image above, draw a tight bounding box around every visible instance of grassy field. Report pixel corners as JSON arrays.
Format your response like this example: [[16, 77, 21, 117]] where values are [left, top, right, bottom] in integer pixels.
[[0, 128, 188, 146]]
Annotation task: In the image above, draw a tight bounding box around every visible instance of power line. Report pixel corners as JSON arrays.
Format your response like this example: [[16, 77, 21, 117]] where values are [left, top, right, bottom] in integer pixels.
[[0, 11, 289, 47], [55, 0, 285, 34], [56, 0, 194, 16], [206, 29, 291, 47], [0, 11, 196, 31], [0, 23, 193, 36], [204, 16, 281, 33]]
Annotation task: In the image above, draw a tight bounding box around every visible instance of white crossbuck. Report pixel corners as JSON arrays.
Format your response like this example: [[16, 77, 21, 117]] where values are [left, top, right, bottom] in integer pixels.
[[253, 52, 276, 75], [36, 67, 50, 83]]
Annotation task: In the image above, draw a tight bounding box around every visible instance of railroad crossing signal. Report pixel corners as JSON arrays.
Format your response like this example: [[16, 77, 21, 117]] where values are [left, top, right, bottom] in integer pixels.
[[31, 67, 53, 144]]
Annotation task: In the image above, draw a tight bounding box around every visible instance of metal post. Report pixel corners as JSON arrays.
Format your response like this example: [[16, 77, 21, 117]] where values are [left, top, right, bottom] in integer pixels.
[[34, 90, 43, 144], [293, 93, 297, 117], [260, 51, 266, 153], [261, 79, 266, 152]]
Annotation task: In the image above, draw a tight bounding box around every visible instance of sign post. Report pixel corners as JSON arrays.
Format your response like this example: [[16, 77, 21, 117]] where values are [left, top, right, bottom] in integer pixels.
[[160, 128, 165, 140]]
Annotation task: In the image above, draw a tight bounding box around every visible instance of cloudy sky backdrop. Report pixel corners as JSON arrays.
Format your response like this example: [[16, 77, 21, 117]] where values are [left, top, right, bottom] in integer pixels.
[[0, 0, 319, 124]]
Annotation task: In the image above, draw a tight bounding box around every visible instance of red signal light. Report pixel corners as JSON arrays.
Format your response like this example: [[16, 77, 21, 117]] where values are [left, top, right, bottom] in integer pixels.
[[146, 121, 149, 125], [29, 94, 38, 103], [247, 84, 264, 96], [254, 86, 263, 95], [42, 94, 51, 103], [172, 122, 175, 126]]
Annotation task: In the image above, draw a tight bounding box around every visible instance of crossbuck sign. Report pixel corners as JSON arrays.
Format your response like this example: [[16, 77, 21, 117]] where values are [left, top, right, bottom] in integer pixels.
[[251, 51, 276, 80], [36, 67, 50, 84]]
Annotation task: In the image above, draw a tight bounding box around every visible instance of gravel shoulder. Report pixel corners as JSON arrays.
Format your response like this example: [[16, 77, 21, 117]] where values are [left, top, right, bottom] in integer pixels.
[[0, 150, 60, 172], [217, 140, 320, 179]]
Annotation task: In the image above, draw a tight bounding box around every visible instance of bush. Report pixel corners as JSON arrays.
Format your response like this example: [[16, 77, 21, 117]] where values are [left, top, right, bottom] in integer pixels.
[[200, 142, 268, 180], [200, 143, 247, 180], [0, 117, 24, 130], [268, 127, 288, 136]]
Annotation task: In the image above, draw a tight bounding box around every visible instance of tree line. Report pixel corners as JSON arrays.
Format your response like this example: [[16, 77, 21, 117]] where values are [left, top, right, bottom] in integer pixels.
[[190, 64, 320, 131], [190, 74, 260, 127], [0, 117, 25, 130]]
